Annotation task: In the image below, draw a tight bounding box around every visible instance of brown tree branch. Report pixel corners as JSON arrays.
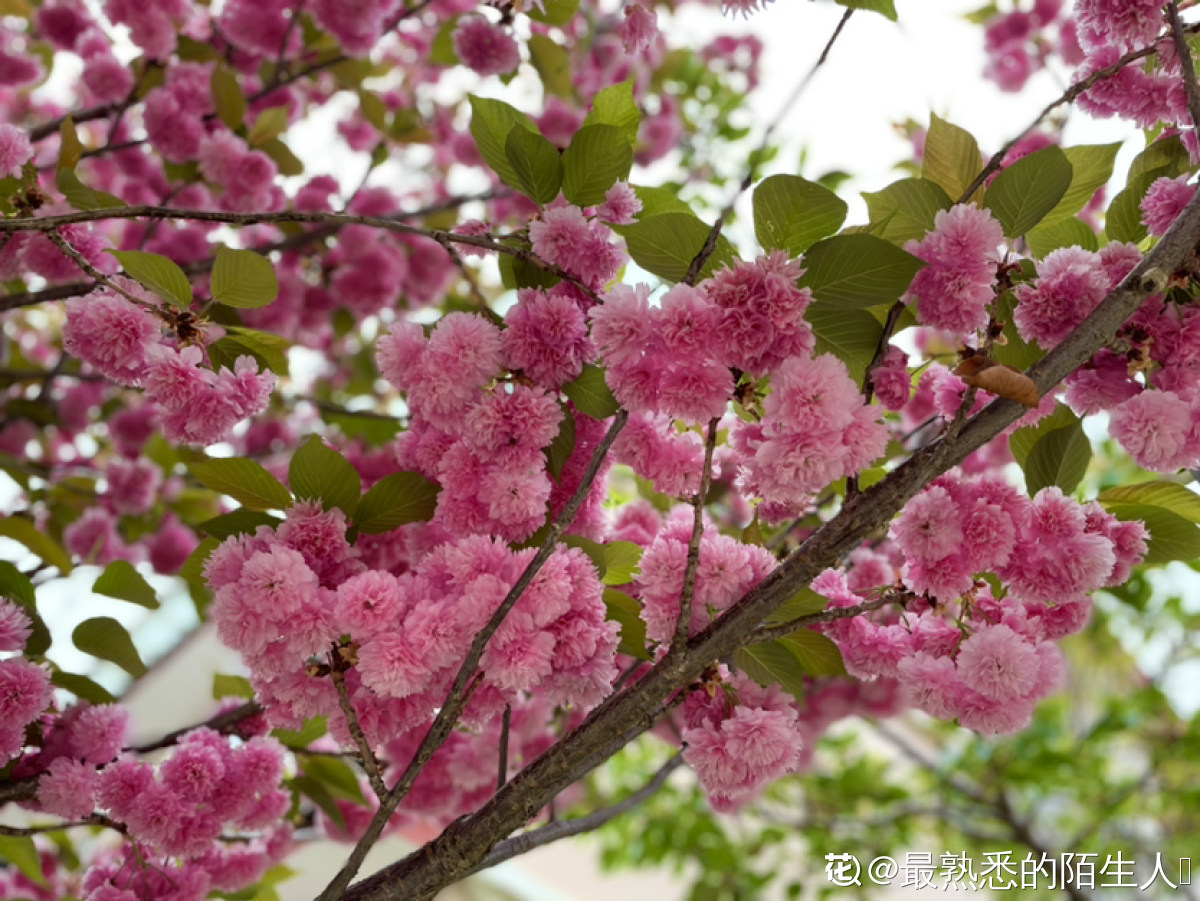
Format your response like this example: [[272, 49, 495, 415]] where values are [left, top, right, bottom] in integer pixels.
[[464, 752, 685, 877], [749, 592, 902, 644], [0, 206, 602, 309], [330, 650, 388, 803], [672, 418, 720, 649]]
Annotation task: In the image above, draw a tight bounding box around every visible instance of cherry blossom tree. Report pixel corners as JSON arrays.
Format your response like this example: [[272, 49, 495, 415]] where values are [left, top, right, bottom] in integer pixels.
[[0, 0, 1198, 899]]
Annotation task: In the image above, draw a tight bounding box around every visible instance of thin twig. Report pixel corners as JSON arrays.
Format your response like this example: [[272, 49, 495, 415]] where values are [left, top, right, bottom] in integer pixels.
[[0, 814, 126, 836], [682, 8, 855, 286], [42, 230, 156, 312], [315, 411, 629, 901], [465, 753, 685, 876], [497, 705, 512, 791], [958, 21, 1200, 202], [749, 593, 900, 644], [127, 701, 263, 753], [672, 418, 720, 650], [330, 648, 388, 802], [0, 206, 604, 309]]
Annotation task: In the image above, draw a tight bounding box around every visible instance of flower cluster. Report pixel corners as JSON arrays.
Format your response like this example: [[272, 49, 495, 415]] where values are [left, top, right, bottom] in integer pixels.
[[528, 203, 628, 292], [681, 669, 803, 809], [892, 473, 1145, 605], [637, 513, 776, 645], [732, 353, 888, 521], [903, 204, 1004, 337], [1013, 243, 1140, 349]]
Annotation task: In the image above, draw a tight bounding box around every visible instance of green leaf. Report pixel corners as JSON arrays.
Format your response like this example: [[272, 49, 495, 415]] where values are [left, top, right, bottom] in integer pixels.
[[1100, 503, 1200, 564], [260, 137, 304, 177], [922, 114, 982, 203], [106, 250, 193, 308], [213, 673, 256, 700], [430, 18, 458, 65], [225, 326, 292, 375], [752, 174, 848, 255], [56, 168, 127, 210], [0, 836, 46, 886], [92, 560, 159, 609], [468, 95, 542, 191], [190, 458, 293, 511], [1010, 406, 1090, 497], [562, 124, 632, 207], [629, 184, 691, 217], [291, 775, 347, 831], [766, 587, 827, 624], [211, 64, 246, 131], [0, 561, 50, 656], [354, 471, 441, 534], [0, 516, 72, 573], [58, 116, 82, 171], [1106, 167, 1167, 245], [546, 404, 576, 482], [1025, 217, 1099, 258], [505, 127, 563, 205], [356, 89, 388, 133], [299, 755, 366, 805], [835, 0, 897, 19], [529, 33, 573, 100], [1023, 424, 1091, 497], [1129, 133, 1190, 181], [983, 145, 1073, 238], [527, 0, 579, 25], [805, 301, 884, 385], [72, 616, 147, 678], [561, 364, 620, 419], [198, 509, 282, 540], [734, 642, 807, 700], [497, 251, 562, 291], [601, 541, 643, 586], [583, 80, 640, 146], [612, 212, 739, 283], [1098, 481, 1200, 523], [180, 536, 219, 585], [51, 670, 116, 704], [862, 177, 953, 245], [1041, 143, 1121, 226], [248, 105, 291, 145], [289, 435, 361, 517], [273, 715, 327, 749], [779, 630, 847, 676], [798, 234, 926, 309], [211, 246, 280, 309], [603, 588, 650, 659]]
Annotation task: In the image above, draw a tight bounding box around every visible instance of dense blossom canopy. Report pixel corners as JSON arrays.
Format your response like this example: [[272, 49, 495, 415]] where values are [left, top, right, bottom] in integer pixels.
[[0, 0, 1197, 899]]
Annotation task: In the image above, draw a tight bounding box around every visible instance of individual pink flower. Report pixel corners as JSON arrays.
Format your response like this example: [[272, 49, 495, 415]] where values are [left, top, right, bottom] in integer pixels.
[[453, 17, 520, 77], [955, 624, 1040, 702], [903, 204, 1003, 337], [0, 599, 32, 652], [62, 292, 160, 386], [0, 124, 32, 178], [70, 703, 129, 764], [1141, 175, 1196, 237], [1109, 389, 1200, 472], [721, 0, 774, 17], [871, 345, 910, 410], [502, 288, 591, 388], [1014, 246, 1110, 349], [619, 4, 658, 55], [0, 658, 51, 726], [37, 757, 99, 821], [595, 182, 642, 224]]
